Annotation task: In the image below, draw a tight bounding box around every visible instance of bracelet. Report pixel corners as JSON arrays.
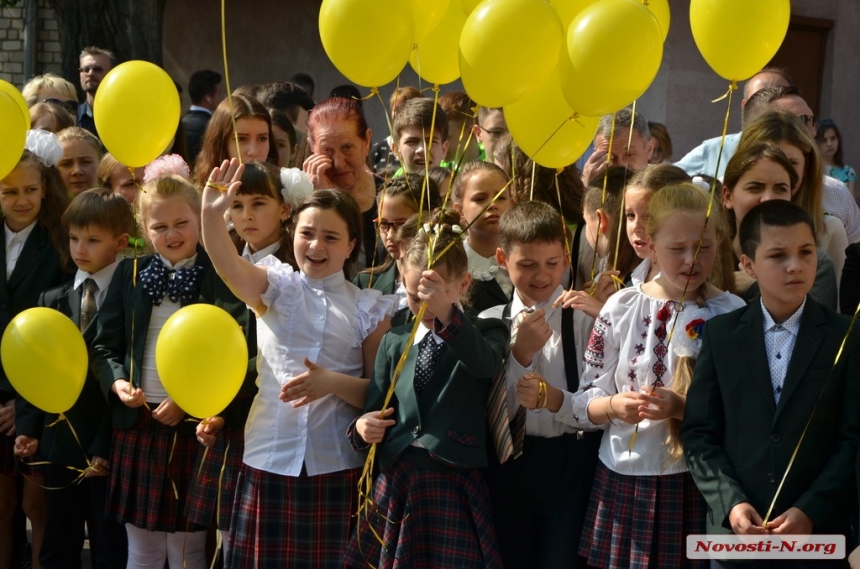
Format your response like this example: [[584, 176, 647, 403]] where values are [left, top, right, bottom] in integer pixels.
[[605, 394, 618, 426], [537, 378, 547, 409], [205, 180, 229, 192]]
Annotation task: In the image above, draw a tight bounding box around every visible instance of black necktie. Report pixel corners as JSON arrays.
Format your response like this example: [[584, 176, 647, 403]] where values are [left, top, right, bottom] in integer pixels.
[[414, 333, 442, 394], [80, 278, 98, 332]]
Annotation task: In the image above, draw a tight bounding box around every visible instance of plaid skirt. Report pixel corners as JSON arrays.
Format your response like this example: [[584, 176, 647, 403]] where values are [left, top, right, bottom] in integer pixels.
[[227, 464, 359, 569], [0, 432, 44, 477], [580, 462, 708, 569], [185, 427, 244, 529], [106, 410, 201, 532], [343, 449, 503, 569]]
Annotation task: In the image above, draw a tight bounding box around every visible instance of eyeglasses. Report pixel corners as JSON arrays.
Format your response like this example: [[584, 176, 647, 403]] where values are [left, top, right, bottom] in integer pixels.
[[797, 115, 818, 128], [79, 65, 104, 74], [41, 98, 78, 114], [373, 219, 407, 233], [478, 125, 508, 139]]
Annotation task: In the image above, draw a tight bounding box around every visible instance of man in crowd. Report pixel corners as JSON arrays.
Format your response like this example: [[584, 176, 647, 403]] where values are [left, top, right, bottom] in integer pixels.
[[181, 69, 223, 163]]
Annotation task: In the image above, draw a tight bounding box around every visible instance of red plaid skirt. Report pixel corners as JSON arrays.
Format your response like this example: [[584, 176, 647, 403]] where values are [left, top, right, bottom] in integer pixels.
[[106, 410, 201, 532], [227, 464, 359, 569], [343, 448, 503, 569], [185, 427, 244, 529], [580, 462, 708, 569]]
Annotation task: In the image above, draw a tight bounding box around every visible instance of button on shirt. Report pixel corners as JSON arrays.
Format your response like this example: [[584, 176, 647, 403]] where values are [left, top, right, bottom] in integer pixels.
[[5, 222, 36, 280], [762, 298, 805, 404]]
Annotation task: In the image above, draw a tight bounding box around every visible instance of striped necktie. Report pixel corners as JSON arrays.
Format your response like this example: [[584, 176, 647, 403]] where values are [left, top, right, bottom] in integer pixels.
[[487, 308, 530, 464]]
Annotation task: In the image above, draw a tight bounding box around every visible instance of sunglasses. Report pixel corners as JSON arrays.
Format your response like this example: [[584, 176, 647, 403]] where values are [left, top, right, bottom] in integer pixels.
[[79, 65, 104, 74], [41, 98, 78, 114]]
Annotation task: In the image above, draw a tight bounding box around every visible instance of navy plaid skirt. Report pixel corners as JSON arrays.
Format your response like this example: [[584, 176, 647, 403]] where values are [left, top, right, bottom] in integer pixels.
[[106, 410, 201, 532], [227, 464, 359, 569], [343, 448, 503, 569], [579, 462, 708, 569], [185, 427, 244, 529]]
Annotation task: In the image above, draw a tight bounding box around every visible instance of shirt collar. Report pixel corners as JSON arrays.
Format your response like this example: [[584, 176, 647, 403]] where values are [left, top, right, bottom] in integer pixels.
[[5, 221, 37, 247], [761, 297, 806, 336], [74, 260, 119, 292], [159, 253, 198, 270], [242, 241, 280, 264], [463, 240, 500, 281], [510, 284, 563, 322], [189, 105, 213, 116], [300, 268, 345, 291], [412, 321, 444, 346]]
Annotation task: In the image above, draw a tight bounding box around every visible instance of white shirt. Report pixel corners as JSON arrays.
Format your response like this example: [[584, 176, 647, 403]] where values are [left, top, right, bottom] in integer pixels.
[[5, 221, 36, 280], [189, 105, 213, 116], [243, 257, 395, 477], [74, 261, 119, 310], [572, 286, 745, 475], [630, 259, 652, 286], [241, 241, 280, 264], [762, 298, 805, 404], [464, 240, 513, 297], [140, 255, 197, 404]]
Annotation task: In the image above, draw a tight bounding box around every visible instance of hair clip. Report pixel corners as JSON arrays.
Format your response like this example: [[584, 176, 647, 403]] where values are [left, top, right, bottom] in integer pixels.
[[691, 176, 710, 192], [451, 224, 463, 235], [143, 154, 190, 184], [280, 167, 313, 209], [24, 129, 63, 167]]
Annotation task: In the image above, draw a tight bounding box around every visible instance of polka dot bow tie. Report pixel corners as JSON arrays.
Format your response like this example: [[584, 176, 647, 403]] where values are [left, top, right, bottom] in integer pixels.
[[139, 256, 205, 306]]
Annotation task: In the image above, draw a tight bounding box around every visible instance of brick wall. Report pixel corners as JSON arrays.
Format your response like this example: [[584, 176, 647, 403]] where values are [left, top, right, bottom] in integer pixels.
[[0, 0, 62, 88]]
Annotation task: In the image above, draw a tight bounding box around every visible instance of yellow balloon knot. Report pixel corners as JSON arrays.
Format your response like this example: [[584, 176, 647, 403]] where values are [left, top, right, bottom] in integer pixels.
[[729, 80, 738, 91], [470, 104, 479, 118], [556, 167, 564, 175], [431, 84, 440, 93]]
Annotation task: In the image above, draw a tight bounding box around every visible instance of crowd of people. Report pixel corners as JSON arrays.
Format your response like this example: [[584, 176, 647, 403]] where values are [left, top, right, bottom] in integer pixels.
[[0, 45, 859, 569]]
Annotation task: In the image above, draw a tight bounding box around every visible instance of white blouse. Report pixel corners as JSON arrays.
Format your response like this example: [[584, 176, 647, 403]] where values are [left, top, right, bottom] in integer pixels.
[[464, 240, 513, 297], [243, 257, 395, 477], [572, 285, 744, 476]]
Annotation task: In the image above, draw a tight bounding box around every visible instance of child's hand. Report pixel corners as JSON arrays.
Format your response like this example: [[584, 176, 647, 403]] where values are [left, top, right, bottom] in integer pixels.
[[201, 158, 244, 217], [637, 386, 684, 421], [418, 270, 455, 326], [356, 408, 396, 444], [13, 435, 37, 458], [767, 507, 813, 535], [281, 358, 335, 407], [303, 153, 335, 190], [84, 456, 109, 478], [728, 502, 768, 535], [152, 397, 185, 427], [553, 289, 604, 319], [196, 416, 225, 447], [112, 380, 146, 409], [609, 392, 649, 424], [585, 270, 622, 303], [511, 309, 551, 366], [0, 400, 14, 436]]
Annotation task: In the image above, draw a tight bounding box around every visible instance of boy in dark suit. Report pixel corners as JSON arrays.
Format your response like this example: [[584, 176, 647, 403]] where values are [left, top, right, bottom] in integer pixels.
[[15, 188, 130, 568], [682, 200, 860, 568]]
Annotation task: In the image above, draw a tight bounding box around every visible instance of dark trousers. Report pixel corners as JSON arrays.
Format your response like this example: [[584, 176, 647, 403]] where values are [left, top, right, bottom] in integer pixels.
[[40, 464, 127, 569], [485, 430, 602, 569]]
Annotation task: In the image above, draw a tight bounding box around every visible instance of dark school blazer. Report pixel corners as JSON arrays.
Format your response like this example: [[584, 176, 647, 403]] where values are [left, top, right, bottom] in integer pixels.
[[468, 277, 512, 317], [15, 281, 111, 468], [353, 262, 397, 295], [89, 247, 257, 431], [682, 297, 860, 537], [0, 223, 70, 398], [363, 311, 508, 471]]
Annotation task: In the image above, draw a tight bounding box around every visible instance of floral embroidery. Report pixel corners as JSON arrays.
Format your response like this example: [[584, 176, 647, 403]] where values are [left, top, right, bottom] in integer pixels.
[[584, 315, 611, 369], [650, 301, 675, 385], [635, 344, 645, 355]]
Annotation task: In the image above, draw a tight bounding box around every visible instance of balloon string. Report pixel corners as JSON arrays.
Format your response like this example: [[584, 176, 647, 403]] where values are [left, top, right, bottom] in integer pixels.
[[221, 0, 241, 164], [611, 100, 637, 280], [528, 161, 536, 202], [554, 170, 571, 261], [587, 112, 616, 291]]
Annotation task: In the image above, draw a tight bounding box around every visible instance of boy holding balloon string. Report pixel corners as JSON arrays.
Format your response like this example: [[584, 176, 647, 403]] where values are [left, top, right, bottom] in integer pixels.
[[15, 187, 132, 568]]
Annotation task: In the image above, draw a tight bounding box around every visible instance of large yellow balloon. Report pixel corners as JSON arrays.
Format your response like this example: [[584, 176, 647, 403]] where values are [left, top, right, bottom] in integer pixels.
[[411, 0, 451, 43], [1, 308, 87, 414], [0, 80, 30, 130], [551, 0, 597, 30], [648, 0, 670, 40], [410, 1, 467, 84], [561, 0, 662, 116], [0, 91, 27, 181], [156, 304, 247, 419], [505, 71, 599, 168], [94, 61, 180, 168], [460, 0, 481, 14], [690, 0, 789, 81], [459, 0, 563, 108], [320, 0, 414, 87]]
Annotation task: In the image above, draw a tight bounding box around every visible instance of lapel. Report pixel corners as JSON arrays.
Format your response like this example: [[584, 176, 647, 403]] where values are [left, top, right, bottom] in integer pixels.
[[8, 224, 48, 291], [130, 257, 155, 382], [738, 301, 777, 415], [481, 277, 510, 306], [375, 264, 397, 295], [773, 299, 825, 423], [64, 282, 82, 330], [0, 232, 8, 306], [395, 331, 421, 402]]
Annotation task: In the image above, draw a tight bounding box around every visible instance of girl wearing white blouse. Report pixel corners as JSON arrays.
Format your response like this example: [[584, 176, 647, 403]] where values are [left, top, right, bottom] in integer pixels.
[[201, 159, 393, 568], [572, 185, 744, 569]]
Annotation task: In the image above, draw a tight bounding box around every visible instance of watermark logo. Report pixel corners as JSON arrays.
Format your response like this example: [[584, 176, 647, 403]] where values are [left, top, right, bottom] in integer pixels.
[[687, 535, 845, 560]]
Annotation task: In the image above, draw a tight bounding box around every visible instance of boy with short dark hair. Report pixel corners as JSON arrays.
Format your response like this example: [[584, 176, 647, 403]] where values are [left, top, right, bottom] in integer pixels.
[[391, 97, 449, 175], [682, 200, 860, 567], [15, 188, 132, 567], [481, 200, 601, 569]]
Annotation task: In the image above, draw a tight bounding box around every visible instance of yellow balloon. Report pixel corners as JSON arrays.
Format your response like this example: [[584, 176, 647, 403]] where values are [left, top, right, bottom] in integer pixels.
[[561, 0, 662, 116], [648, 0, 670, 41], [505, 70, 598, 168], [459, 0, 564, 108], [410, 1, 467, 84], [459, 0, 481, 15], [94, 61, 180, 168], [411, 0, 452, 43], [690, 0, 789, 81], [156, 304, 247, 419], [550, 0, 597, 30], [0, 80, 30, 130], [320, 0, 414, 87], [1, 308, 87, 414], [0, 91, 27, 182]]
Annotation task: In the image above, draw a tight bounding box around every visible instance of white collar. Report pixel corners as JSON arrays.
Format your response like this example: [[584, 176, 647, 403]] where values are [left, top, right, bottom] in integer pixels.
[[510, 284, 563, 322], [5, 221, 37, 246], [412, 321, 445, 346], [189, 105, 213, 116], [242, 241, 280, 264], [74, 260, 119, 292], [159, 253, 198, 270], [300, 268, 345, 291], [761, 297, 805, 336], [464, 239, 500, 281]]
